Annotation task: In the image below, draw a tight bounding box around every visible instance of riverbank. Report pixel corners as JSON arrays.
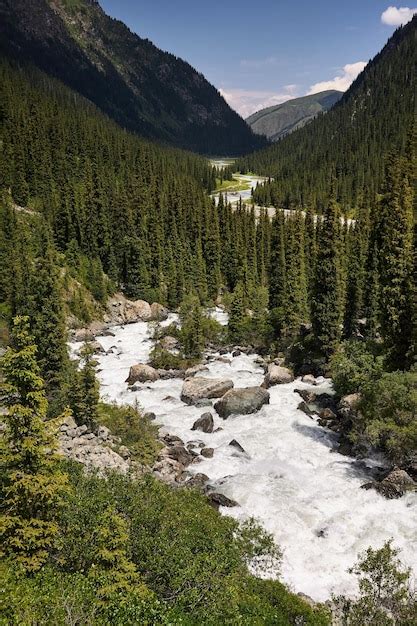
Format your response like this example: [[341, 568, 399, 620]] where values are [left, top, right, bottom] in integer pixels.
[[69, 310, 417, 602]]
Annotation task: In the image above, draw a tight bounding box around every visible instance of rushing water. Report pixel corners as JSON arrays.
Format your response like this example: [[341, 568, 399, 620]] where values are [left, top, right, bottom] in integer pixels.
[[73, 310, 417, 602]]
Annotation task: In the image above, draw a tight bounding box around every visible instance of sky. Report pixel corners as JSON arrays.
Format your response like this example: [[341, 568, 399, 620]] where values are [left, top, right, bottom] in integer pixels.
[[100, 1, 417, 118]]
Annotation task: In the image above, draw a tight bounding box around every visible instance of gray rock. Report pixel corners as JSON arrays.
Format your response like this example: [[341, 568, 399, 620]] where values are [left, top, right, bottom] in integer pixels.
[[201, 447, 214, 458], [191, 412, 214, 433], [229, 439, 247, 455], [215, 387, 270, 419], [185, 364, 209, 377], [150, 302, 169, 321], [126, 363, 159, 384], [166, 445, 194, 466], [362, 469, 416, 499], [295, 389, 317, 404], [297, 401, 316, 418], [184, 473, 210, 489], [208, 492, 239, 509], [302, 374, 317, 385], [180, 377, 233, 405], [264, 364, 294, 387]]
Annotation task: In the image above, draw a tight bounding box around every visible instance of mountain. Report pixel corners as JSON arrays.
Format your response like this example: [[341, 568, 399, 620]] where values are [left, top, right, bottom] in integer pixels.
[[238, 16, 417, 212], [0, 0, 266, 156], [246, 90, 342, 142]]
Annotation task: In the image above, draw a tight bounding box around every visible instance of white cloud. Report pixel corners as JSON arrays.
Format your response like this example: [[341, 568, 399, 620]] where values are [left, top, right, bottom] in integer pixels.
[[381, 6, 417, 26], [220, 85, 299, 118], [307, 62, 366, 95]]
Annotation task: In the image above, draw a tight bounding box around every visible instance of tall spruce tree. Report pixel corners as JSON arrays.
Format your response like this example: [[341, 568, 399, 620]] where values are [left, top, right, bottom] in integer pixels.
[[377, 154, 414, 368], [0, 316, 69, 571], [312, 194, 343, 356]]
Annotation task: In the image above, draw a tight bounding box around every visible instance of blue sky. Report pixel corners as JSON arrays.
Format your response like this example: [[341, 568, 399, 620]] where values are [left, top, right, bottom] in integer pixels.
[[100, 1, 416, 117]]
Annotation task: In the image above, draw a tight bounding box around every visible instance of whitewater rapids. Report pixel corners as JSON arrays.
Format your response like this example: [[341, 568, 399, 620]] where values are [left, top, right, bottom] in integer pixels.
[[75, 310, 417, 601]]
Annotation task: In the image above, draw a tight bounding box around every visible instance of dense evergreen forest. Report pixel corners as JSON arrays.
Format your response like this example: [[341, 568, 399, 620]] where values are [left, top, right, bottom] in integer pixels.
[[0, 0, 266, 155], [237, 17, 417, 215], [1, 10, 417, 625]]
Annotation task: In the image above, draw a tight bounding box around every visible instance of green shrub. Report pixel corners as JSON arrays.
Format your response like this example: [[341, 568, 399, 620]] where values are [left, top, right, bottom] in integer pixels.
[[97, 402, 161, 465], [331, 341, 384, 397], [148, 344, 196, 370], [360, 370, 417, 464], [333, 541, 416, 625]]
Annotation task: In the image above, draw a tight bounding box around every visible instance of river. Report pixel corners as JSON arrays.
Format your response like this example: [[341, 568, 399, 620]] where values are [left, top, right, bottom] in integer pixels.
[[84, 309, 417, 602]]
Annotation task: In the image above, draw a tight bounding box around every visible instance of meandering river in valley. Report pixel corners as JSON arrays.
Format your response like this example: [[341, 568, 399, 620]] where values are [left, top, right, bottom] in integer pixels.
[[88, 309, 417, 602]]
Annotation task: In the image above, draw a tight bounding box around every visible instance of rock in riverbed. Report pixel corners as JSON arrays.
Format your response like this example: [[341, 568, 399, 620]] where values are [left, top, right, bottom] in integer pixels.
[[126, 363, 159, 384], [215, 387, 270, 419], [191, 412, 214, 433], [264, 364, 294, 387], [181, 377, 233, 405]]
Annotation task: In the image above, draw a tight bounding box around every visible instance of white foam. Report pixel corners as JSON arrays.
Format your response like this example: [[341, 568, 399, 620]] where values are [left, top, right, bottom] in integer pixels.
[[74, 319, 417, 601]]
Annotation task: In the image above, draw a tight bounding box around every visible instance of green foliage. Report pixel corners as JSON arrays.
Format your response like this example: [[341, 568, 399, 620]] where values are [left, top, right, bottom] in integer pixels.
[[0, 316, 69, 572], [97, 403, 161, 466], [331, 341, 384, 397], [149, 344, 196, 370], [334, 541, 416, 625], [88, 506, 151, 604], [312, 196, 343, 356], [68, 343, 100, 430], [180, 294, 204, 359], [52, 466, 325, 624], [360, 370, 417, 465]]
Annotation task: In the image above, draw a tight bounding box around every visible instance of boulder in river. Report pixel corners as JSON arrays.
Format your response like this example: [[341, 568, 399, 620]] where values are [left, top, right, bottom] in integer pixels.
[[191, 412, 214, 433], [264, 364, 294, 387], [229, 439, 249, 458], [181, 377, 233, 405], [201, 447, 214, 458], [150, 302, 169, 321], [215, 387, 270, 419], [207, 492, 239, 509], [126, 363, 159, 384], [362, 468, 416, 499]]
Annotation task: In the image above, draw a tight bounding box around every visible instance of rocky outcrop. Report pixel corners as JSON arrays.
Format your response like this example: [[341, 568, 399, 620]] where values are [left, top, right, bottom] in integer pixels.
[[264, 364, 294, 387], [181, 377, 233, 405], [126, 364, 160, 384], [106, 294, 152, 324], [215, 387, 270, 419], [58, 416, 130, 474], [362, 469, 416, 499], [191, 412, 214, 433]]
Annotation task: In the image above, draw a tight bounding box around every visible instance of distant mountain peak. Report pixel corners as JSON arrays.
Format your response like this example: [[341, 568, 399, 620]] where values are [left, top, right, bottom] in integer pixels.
[[246, 90, 342, 142], [0, 0, 265, 155]]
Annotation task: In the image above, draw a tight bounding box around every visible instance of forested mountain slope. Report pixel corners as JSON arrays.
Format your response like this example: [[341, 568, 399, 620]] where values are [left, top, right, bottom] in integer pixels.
[[0, 0, 265, 155], [238, 17, 417, 213], [246, 90, 342, 141]]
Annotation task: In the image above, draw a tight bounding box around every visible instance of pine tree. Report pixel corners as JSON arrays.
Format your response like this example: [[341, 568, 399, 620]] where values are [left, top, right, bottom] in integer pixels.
[[180, 295, 204, 359], [88, 506, 150, 603], [0, 316, 69, 571], [228, 281, 246, 344], [68, 344, 100, 429], [312, 195, 343, 356], [377, 155, 414, 367]]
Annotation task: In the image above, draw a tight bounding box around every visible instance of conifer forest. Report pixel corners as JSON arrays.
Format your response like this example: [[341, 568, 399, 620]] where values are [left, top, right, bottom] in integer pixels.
[[0, 1, 416, 624]]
